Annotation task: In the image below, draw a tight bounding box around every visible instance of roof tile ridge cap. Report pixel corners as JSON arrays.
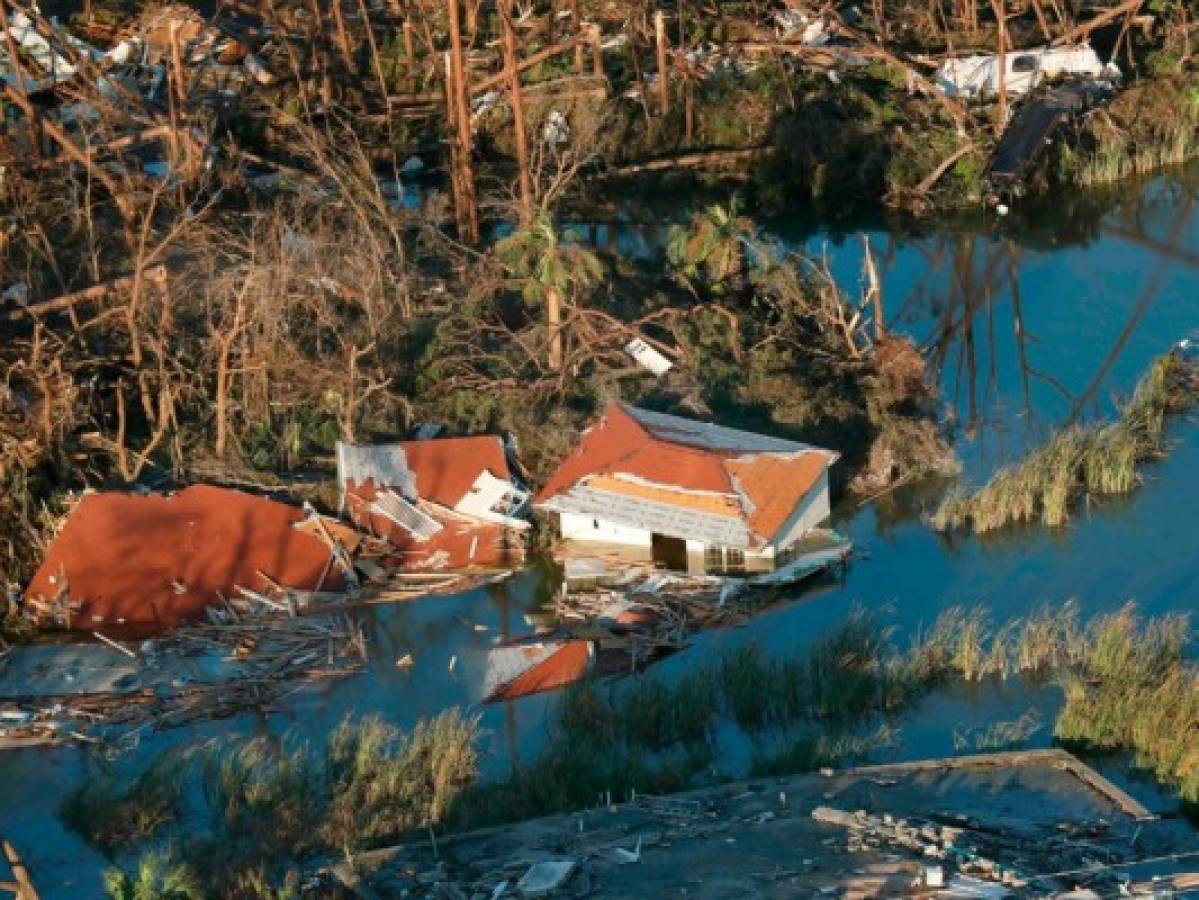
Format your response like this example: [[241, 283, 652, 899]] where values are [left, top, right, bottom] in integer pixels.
[[722, 467, 758, 530], [726, 448, 823, 464]]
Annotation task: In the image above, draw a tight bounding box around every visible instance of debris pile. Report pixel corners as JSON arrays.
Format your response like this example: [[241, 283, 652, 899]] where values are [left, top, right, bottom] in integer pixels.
[[0, 606, 365, 750], [2, 430, 536, 744], [338, 436, 531, 570], [317, 749, 1194, 898]]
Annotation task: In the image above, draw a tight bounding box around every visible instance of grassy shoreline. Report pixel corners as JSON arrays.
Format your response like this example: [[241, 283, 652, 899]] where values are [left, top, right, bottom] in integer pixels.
[[73, 602, 1199, 895]]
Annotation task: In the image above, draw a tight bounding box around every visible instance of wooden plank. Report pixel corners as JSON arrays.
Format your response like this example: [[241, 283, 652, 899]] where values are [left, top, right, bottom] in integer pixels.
[[838, 748, 1156, 821], [2, 839, 38, 900]]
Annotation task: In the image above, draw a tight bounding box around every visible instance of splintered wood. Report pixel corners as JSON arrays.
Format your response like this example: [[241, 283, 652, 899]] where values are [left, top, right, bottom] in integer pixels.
[[555, 578, 765, 669], [0, 610, 366, 751]]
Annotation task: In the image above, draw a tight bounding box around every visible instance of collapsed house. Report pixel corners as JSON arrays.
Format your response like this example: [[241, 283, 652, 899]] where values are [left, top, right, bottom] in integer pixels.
[[483, 639, 595, 702], [536, 404, 839, 576], [22, 485, 346, 630], [337, 436, 530, 569], [935, 43, 1118, 102]]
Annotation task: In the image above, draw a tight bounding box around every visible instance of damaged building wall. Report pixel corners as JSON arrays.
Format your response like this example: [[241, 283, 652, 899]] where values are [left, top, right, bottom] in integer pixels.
[[771, 468, 832, 551], [558, 511, 655, 549]]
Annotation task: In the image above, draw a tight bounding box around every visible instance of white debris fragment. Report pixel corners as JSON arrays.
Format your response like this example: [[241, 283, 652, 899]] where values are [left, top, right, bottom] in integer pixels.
[[516, 860, 577, 897], [243, 53, 274, 85], [543, 109, 570, 146], [2, 282, 29, 307], [935, 44, 1117, 102], [624, 338, 673, 376]]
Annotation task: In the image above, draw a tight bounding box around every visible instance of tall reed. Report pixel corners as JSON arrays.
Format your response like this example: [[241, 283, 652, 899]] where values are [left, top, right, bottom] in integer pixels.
[[934, 353, 1197, 534]]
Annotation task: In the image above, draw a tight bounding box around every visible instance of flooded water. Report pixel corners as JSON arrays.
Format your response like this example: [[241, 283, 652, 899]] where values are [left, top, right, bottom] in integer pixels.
[[5, 167, 1199, 894]]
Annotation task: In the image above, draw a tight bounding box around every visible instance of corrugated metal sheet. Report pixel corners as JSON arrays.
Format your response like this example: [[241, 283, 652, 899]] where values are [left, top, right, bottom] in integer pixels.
[[542, 485, 752, 548], [336, 442, 416, 505], [625, 406, 815, 455], [370, 489, 443, 541]]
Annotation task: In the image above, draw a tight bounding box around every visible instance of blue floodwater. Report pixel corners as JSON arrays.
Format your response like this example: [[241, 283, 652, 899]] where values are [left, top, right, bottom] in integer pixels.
[[4, 168, 1199, 894]]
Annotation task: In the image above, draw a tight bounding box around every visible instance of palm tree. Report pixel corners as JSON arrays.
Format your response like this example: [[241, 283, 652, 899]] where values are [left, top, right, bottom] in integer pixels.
[[666, 196, 756, 293], [494, 212, 603, 372], [104, 854, 203, 900]]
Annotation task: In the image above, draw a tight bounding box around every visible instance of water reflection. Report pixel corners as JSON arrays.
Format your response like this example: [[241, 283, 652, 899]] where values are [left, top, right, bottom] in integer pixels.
[[6, 168, 1199, 897]]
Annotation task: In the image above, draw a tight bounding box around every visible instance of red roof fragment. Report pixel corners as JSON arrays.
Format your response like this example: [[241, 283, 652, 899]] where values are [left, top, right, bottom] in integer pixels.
[[24, 486, 342, 631], [397, 436, 511, 509]]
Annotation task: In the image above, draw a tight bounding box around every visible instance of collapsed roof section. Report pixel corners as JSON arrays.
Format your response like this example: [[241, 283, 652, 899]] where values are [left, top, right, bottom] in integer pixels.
[[337, 436, 530, 569], [23, 486, 345, 631], [537, 404, 837, 550]]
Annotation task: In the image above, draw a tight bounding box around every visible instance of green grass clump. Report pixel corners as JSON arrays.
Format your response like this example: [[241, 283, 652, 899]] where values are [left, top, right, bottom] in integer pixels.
[[954, 709, 1043, 753], [1055, 74, 1199, 189], [66, 711, 479, 894], [750, 724, 900, 777], [61, 752, 188, 851], [203, 736, 322, 864], [1054, 605, 1199, 807], [934, 353, 1198, 534], [322, 711, 479, 855], [103, 853, 203, 900]]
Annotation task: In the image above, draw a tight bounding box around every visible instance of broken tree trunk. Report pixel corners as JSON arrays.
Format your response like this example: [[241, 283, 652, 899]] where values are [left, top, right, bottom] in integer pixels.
[[571, 0, 583, 73], [996, 0, 1008, 126], [330, 0, 354, 71], [471, 30, 596, 95], [547, 285, 564, 372], [0, 2, 40, 157], [3, 267, 168, 322], [448, 0, 479, 244], [590, 24, 605, 83], [862, 235, 885, 341], [500, 0, 535, 226], [1051, 0, 1144, 46], [654, 10, 670, 115], [1, 839, 38, 900], [1, 84, 136, 224]]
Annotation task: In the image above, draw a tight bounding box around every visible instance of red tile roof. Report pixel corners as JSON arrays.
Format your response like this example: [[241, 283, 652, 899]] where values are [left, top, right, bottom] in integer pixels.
[[24, 486, 342, 632], [487, 641, 593, 702], [538, 404, 732, 499], [398, 436, 511, 509], [538, 404, 834, 545], [726, 452, 829, 541]]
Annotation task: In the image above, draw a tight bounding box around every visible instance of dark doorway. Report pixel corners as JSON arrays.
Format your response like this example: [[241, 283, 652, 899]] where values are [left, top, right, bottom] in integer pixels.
[[651, 534, 688, 571]]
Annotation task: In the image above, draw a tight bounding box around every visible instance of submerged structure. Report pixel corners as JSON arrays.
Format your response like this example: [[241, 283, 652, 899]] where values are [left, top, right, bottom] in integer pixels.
[[537, 404, 838, 575], [23, 485, 345, 630], [337, 435, 530, 569]]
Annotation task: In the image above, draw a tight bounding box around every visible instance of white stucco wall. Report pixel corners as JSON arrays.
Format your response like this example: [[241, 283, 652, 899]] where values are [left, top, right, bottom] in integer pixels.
[[771, 467, 831, 550], [558, 512, 652, 547]]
